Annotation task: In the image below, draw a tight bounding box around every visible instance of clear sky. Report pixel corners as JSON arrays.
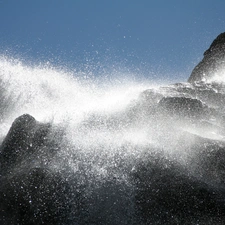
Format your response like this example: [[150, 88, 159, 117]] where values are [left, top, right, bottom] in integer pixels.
[[1, 0, 225, 82]]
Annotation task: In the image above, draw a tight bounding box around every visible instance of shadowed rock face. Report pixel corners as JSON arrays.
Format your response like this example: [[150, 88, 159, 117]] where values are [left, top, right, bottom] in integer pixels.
[[188, 32, 225, 83], [0, 114, 57, 175], [2, 114, 225, 225], [133, 153, 225, 225], [1, 115, 43, 169], [0, 114, 76, 225], [0, 168, 74, 225], [157, 96, 206, 118]]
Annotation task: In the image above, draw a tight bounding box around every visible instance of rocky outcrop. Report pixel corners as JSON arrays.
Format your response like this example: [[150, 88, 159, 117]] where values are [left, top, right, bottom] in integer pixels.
[[133, 152, 225, 224], [0, 168, 74, 225], [188, 32, 225, 83], [1, 32, 225, 224], [0, 114, 76, 225], [157, 96, 206, 118], [0, 114, 57, 175]]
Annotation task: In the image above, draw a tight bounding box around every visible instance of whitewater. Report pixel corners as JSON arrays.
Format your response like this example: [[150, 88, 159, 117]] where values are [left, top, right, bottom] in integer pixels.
[[1, 53, 225, 225]]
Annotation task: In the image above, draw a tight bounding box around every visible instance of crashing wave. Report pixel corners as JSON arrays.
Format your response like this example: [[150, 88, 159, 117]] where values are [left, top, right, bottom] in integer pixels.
[[1, 33, 225, 224]]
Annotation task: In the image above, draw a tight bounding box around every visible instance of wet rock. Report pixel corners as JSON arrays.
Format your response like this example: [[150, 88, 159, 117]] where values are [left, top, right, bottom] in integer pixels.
[[188, 32, 225, 83], [0, 114, 60, 175], [0, 167, 74, 225], [133, 151, 225, 224], [1, 32, 225, 225], [0, 114, 80, 225], [157, 96, 206, 118]]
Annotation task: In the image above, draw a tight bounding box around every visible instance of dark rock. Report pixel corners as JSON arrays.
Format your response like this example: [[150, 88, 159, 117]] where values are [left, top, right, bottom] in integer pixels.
[[157, 96, 206, 118], [188, 32, 225, 83], [2, 32, 225, 224], [0, 114, 82, 225], [0, 114, 60, 175], [0, 168, 74, 225], [189, 137, 225, 186], [133, 152, 225, 224]]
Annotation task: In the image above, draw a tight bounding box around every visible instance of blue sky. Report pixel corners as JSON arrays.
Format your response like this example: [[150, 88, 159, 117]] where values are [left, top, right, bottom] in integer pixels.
[[1, 0, 225, 82]]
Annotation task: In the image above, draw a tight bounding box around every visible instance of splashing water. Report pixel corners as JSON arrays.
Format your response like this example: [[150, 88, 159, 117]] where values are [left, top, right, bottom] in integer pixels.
[[0, 56, 150, 126], [1, 55, 225, 224]]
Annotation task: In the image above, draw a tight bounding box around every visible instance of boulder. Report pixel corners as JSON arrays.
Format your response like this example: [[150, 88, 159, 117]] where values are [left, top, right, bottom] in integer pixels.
[[0, 114, 62, 175], [188, 32, 225, 83], [157, 96, 206, 118], [0, 114, 81, 225]]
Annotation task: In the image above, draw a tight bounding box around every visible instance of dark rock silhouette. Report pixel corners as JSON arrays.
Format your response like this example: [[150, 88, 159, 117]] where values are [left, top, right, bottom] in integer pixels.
[[188, 32, 225, 83], [0, 114, 76, 225], [0, 114, 58, 175]]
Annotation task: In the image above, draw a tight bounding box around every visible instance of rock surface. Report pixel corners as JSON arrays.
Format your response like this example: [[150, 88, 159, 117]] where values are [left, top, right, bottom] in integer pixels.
[[188, 32, 225, 83], [0, 114, 75, 225], [1, 33, 225, 224]]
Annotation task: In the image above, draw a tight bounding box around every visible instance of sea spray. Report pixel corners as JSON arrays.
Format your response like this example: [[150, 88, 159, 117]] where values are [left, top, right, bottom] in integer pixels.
[[1, 55, 225, 224]]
